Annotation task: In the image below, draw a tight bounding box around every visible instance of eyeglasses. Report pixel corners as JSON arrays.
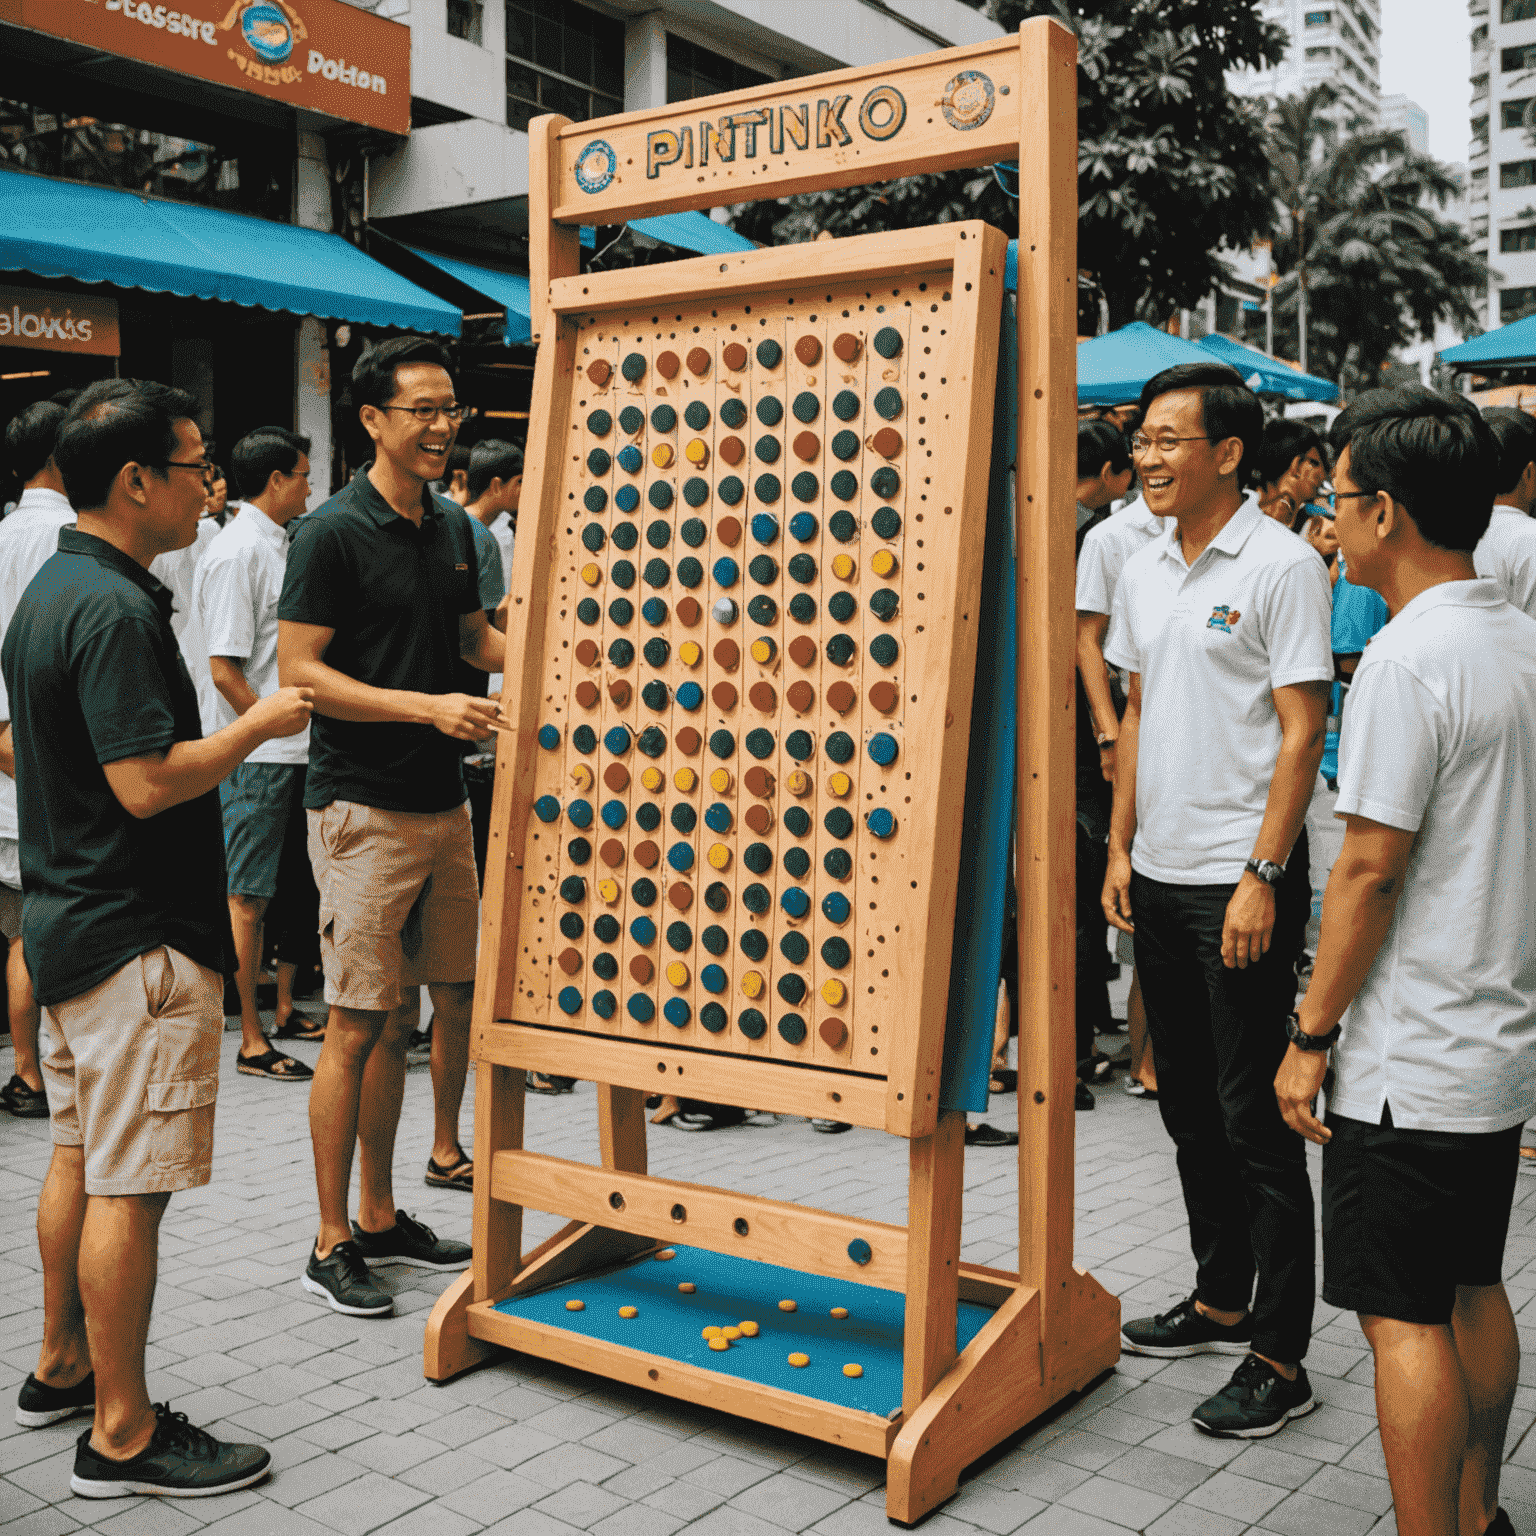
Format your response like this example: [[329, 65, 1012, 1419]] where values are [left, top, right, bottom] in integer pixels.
[[1129, 433, 1212, 458], [158, 459, 214, 485], [377, 403, 467, 423], [1327, 490, 1379, 510]]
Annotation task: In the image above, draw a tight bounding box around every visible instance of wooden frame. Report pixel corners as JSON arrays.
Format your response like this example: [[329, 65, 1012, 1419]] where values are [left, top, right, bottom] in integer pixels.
[[425, 20, 1118, 1525]]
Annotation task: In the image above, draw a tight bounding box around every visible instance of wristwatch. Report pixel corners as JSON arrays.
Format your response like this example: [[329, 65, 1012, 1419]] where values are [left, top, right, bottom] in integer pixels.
[[1285, 1011, 1341, 1051], [1095, 731, 1116, 749], [1245, 857, 1285, 887]]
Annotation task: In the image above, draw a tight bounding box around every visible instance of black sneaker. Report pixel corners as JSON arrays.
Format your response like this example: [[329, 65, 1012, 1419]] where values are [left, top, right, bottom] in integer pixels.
[[1121, 1293, 1253, 1357], [16, 1371, 94, 1428], [350, 1209, 471, 1271], [1076, 1082, 1096, 1111], [302, 1239, 394, 1315], [70, 1403, 270, 1498], [1192, 1355, 1317, 1438], [1484, 1510, 1516, 1536]]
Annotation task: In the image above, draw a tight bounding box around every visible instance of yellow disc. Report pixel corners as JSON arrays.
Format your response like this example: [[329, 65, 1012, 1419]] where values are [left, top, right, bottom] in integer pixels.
[[652, 443, 675, 469], [828, 771, 852, 798], [821, 979, 847, 1007], [830, 1307, 849, 1320], [750, 638, 776, 665], [709, 1337, 731, 1351], [581, 562, 602, 586], [678, 1281, 696, 1293], [679, 641, 702, 667], [842, 1363, 863, 1378], [702, 1326, 723, 1339], [831, 552, 855, 581], [685, 438, 710, 465], [597, 878, 620, 904], [709, 768, 733, 794], [655, 1249, 676, 1260], [674, 766, 697, 792], [570, 764, 595, 791], [619, 1306, 638, 1318], [738, 1320, 760, 1337], [788, 1352, 809, 1368], [785, 770, 811, 797], [740, 971, 764, 999], [707, 843, 732, 870], [778, 1299, 798, 1313], [641, 766, 664, 792], [666, 961, 690, 988], [870, 549, 897, 578], [721, 1326, 743, 1341], [566, 1299, 585, 1312]]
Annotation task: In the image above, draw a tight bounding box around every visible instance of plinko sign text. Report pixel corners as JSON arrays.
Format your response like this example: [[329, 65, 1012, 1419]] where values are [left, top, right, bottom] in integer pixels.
[[0, 0, 410, 136], [0, 287, 121, 357]]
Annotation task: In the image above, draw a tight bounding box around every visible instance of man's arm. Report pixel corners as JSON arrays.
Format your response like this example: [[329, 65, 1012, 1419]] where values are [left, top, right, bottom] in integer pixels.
[[1102, 670, 1141, 933], [1220, 680, 1329, 969], [459, 608, 507, 673], [1274, 816, 1415, 1144], [277, 619, 500, 741], [0, 723, 14, 780], [1076, 611, 1119, 783], [210, 656, 260, 716]]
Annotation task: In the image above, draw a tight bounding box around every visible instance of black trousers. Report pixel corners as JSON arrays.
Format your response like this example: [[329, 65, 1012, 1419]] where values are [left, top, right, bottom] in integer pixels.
[[1130, 840, 1314, 1364], [1076, 822, 1111, 1067]]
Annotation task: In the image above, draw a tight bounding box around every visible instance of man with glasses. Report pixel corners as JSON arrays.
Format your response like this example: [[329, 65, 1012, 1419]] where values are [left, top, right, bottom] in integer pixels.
[[278, 337, 506, 1316], [1103, 363, 1333, 1437]]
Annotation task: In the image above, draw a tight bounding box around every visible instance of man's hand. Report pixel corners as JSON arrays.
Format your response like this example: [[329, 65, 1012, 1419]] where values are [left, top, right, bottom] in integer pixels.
[[1102, 847, 1135, 934], [1221, 872, 1275, 969], [431, 694, 504, 742], [1274, 1043, 1331, 1145], [245, 687, 314, 741], [1098, 738, 1115, 784]]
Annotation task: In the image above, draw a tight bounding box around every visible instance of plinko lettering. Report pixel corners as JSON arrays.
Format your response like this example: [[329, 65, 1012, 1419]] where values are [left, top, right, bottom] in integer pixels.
[[307, 50, 387, 93], [0, 305, 94, 344]]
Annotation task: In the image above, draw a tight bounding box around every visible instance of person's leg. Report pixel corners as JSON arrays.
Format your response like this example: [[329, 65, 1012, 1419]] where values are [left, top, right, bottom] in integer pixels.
[[1075, 823, 1111, 1068], [35, 1143, 90, 1388], [353, 1002, 417, 1234], [426, 980, 474, 1169], [8, 929, 42, 1092], [1452, 1283, 1518, 1536], [1127, 971, 1156, 1090], [228, 893, 271, 1061], [310, 1004, 387, 1256], [271, 772, 323, 1035]]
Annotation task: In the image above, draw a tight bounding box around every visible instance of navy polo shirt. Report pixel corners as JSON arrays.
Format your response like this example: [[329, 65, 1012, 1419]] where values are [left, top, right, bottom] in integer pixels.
[[1, 529, 234, 1007], [279, 466, 481, 813]]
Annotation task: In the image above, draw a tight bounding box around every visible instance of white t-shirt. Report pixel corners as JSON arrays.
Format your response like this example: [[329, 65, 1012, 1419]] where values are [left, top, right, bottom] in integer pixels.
[[0, 486, 75, 842], [1075, 495, 1163, 616], [488, 512, 516, 696], [1104, 496, 1334, 884], [150, 516, 219, 707], [1332, 579, 1536, 1133], [1473, 504, 1536, 621], [192, 505, 309, 765]]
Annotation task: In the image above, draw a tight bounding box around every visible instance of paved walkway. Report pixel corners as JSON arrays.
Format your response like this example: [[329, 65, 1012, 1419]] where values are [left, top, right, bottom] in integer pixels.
[[5, 1008, 1536, 1536]]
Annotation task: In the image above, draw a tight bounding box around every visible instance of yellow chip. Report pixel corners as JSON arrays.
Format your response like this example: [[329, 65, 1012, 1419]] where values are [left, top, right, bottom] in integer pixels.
[[666, 961, 690, 988], [829, 1307, 849, 1320], [709, 768, 733, 794], [707, 843, 732, 870], [870, 549, 898, 577], [652, 443, 675, 469], [740, 971, 764, 999], [685, 438, 710, 465], [679, 641, 702, 667], [828, 772, 852, 798], [674, 766, 697, 792], [619, 1306, 638, 1318], [597, 878, 620, 904], [702, 1326, 723, 1339], [785, 770, 811, 797], [788, 1352, 809, 1368], [566, 1299, 585, 1311], [678, 1281, 696, 1293], [750, 637, 776, 665], [778, 1299, 798, 1313], [831, 553, 856, 581], [842, 1363, 863, 1378], [655, 1249, 676, 1260], [721, 1326, 743, 1341], [571, 764, 595, 791], [821, 979, 847, 1007], [641, 767, 664, 792], [738, 1320, 760, 1337], [581, 563, 602, 586], [709, 1337, 731, 1351]]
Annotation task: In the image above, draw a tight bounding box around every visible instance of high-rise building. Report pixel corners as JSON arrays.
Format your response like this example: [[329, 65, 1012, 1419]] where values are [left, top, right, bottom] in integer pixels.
[[1382, 94, 1430, 155], [1229, 0, 1382, 129]]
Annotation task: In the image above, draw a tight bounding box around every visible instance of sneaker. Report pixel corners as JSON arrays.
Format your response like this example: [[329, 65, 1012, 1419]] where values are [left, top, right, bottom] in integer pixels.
[[1191, 1355, 1317, 1438], [350, 1209, 471, 1271], [16, 1371, 94, 1428], [1075, 1082, 1096, 1111], [1121, 1293, 1253, 1357], [302, 1240, 394, 1315], [70, 1403, 270, 1498]]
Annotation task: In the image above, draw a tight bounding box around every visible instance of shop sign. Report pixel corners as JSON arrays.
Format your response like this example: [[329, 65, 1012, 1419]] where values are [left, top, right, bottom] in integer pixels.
[[0, 0, 410, 137], [0, 286, 120, 357]]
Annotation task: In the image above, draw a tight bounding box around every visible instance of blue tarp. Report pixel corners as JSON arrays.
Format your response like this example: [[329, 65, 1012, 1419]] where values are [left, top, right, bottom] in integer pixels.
[[1076, 322, 1214, 407], [578, 210, 756, 255], [1440, 315, 1536, 368], [1198, 332, 1338, 402], [404, 245, 532, 345], [0, 167, 461, 335]]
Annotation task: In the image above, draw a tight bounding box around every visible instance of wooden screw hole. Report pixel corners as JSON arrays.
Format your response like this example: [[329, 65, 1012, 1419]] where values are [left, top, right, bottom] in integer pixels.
[[671, 1203, 688, 1223], [733, 1217, 750, 1237], [609, 1191, 625, 1211]]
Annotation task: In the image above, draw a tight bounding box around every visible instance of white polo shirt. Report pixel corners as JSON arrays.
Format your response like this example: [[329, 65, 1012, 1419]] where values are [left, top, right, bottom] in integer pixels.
[[1104, 496, 1333, 884], [192, 504, 308, 766], [1331, 580, 1536, 1133], [1473, 505, 1536, 620], [1075, 495, 1164, 616]]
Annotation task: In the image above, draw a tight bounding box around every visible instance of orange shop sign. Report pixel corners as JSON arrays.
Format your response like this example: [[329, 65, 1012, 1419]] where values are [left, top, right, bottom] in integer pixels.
[[0, 0, 410, 137], [0, 286, 120, 357]]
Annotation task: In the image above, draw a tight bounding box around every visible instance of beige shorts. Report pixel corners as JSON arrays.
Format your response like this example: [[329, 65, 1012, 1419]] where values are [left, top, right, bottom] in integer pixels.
[[0, 884, 22, 941], [42, 946, 222, 1196], [307, 799, 479, 1013]]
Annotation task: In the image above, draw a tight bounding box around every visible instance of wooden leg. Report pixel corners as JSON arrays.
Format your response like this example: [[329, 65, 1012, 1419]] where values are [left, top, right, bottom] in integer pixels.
[[424, 1269, 498, 1382], [599, 1084, 648, 1174], [902, 1109, 966, 1414]]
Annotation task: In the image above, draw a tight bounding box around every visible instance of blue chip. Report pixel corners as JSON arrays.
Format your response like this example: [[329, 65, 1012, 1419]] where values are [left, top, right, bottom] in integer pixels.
[[627, 994, 655, 1022], [557, 986, 583, 1016], [751, 513, 779, 545], [821, 891, 851, 924], [868, 732, 898, 766], [567, 799, 593, 829], [663, 997, 691, 1028], [667, 842, 695, 872], [789, 513, 818, 542], [605, 725, 632, 755], [631, 915, 657, 945], [712, 557, 739, 587], [617, 445, 643, 474], [538, 724, 560, 750], [703, 802, 732, 832], [642, 597, 668, 626], [676, 681, 704, 711], [701, 963, 728, 994], [780, 887, 810, 918], [867, 807, 897, 838], [615, 484, 640, 513], [534, 795, 561, 823], [738, 1007, 767, 1039], [592, 989, 616, 1019], [572, 725, 596, 754], [847, 1237, 873, 1264], [600, 800, 627, 829]]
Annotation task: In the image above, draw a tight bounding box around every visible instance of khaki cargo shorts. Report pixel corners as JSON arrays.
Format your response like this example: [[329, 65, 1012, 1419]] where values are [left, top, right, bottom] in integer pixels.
[[42, 946, 223, 1196], [307, 799, 479, 1013]]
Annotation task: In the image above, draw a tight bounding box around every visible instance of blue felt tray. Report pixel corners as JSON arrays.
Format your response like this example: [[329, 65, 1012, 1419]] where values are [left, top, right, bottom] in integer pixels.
[[493, 1244, 996, 1416]]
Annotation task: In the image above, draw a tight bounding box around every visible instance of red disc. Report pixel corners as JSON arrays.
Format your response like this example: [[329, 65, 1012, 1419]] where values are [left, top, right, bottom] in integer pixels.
[[655, 351, 680, 379], [575, 680, 599, 709], [819, 1018, 848, 1049], [600, 838, 625, 867], [558, 947, 582, 975], [868, 681, 899, 713], [712, 681, 738, 710], [604, 763, 630, 792], [748, 682, 777, 712], [786, 681, 815, 713], [676, 596, 701, 626], [633, 841, 659, 869], [826, 681, 856, 714], [832, 334, 861, 363], [630, 955, 654, 983], [744, 803, 774, 834], [668, 882, 694, 911], [575, 638, 599, 666], [788, 636, 817, 667], [718, 436, 745, 466], [716, 516, 742, 546], [792, 432, 819, 462], [794, 335, 822, 366], [713, 638, 740, 669], [872, 428, 902, 459], [687, 347, 711, 376], [675, 726, 701, 755], [744, 766, 775, 798], [722, 343, 748, 371], [609, 679, 631, 706], [588, 358, 613, 385]]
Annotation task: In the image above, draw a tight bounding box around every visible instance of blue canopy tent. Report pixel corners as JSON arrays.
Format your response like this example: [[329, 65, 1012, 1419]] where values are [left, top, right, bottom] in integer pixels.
[[1075, 321, 1214, 408], [579, 211, 757, 257], [402, 246, 533, 346], [1440, 315, 1536, 370], [1198, 333, 1338, 402]]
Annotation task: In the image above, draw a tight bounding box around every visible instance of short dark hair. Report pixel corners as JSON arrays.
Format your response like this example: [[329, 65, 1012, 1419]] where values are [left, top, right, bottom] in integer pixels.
[[1248, 418, 1326, 492], [444, 442, 472, 485], [1076, 419, 1130, 481], [1330, 387, 1498, 553], [1139, 363, 1263, 478], [350, 336, 454, 411], [230, 427, 311, 500], [1481, 407, 1536, 497], [468, 439, 524, 500], [54, 378, 201, 512], [5, 400, 67, 490]]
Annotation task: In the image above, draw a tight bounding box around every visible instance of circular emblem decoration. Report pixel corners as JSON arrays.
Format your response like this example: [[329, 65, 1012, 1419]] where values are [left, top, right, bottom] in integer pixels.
[[241, 2, 295, 63], [941, 70, 995, 132], [574, 139, 618, 194]]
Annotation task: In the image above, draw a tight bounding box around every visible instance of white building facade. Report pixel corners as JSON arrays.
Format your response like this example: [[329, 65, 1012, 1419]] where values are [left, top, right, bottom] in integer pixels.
[[1228, 0, 1382, 128]]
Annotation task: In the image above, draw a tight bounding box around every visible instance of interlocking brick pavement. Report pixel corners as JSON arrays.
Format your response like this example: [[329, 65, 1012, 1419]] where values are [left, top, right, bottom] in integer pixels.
[[6, 993, 1536, 1536]]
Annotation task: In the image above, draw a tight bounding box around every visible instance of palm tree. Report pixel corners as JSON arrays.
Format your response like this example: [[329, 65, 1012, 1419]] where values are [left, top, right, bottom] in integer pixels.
[[1265, 86, 1485, 393]]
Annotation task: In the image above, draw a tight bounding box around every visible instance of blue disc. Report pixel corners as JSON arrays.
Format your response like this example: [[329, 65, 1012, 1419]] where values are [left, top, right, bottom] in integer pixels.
[[789, 512, 818, 542], [572, 725, 596, 754], [604, 726, 632, 755], [600, 799, 627, 829], [712, 557, 739, 587], [847, 1238, 873, 1265], [615, 484, 640, 513], [667, 842, 695, 872], [538, 724, 560, 750], [701, 963, 727, 994], [703, 802, 732, 833], [822, 891, 851, 924], [780, 887, 810, 918], [868, 732, 898, 766], [737, 1007, 767, 1039], [637, 726, 667, 757], [592, 989, 616, 1019], [559, 876, 585, 903], [649, 482, 674, 511], [718, 476, 744, 506], [534, 795, 560, 823], [777, 1012, 807, 1045], [642, 597, 668, 626], [676, 681, 704, 711], [557, 986, 583, 1016], [617, 444, 643, 474], [867, 807, 897, 838], [627, 994, 655, 1022], [630, 915, 657, 945], [663, 997, 691, 1028], [751, 513, 779, 545], [567, 799, 593, 829]]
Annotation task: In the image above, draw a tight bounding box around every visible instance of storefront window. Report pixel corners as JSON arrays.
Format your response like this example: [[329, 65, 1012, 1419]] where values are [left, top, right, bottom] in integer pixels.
[[504, 0, 624, 134]]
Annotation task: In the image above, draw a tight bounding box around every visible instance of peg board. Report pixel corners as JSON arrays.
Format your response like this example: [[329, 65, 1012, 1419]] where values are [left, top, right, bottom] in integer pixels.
[[499, 225, 1006, 1104]]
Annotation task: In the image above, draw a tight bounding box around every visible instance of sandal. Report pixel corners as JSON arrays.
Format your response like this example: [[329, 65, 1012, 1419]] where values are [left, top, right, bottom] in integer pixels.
[[1, 1072, 49, 1118], [272, 1013, 326, 1042], [989, 1069, 1017, 1094], [670, 1101, 748, 1132], [526, 1072, 575, 1095], [236, 1048, 313, 1081], [965, 1123, 1019, 1147], [425, 1147, 474, 1191]]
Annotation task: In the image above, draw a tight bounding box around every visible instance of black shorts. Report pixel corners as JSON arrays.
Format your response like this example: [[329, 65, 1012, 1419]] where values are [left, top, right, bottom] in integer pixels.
[[1322, 1107, 1522, 1325]]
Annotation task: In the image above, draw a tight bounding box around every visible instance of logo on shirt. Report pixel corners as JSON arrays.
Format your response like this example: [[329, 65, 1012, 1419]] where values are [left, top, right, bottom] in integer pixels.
[[1207, 604, 1242, 633]]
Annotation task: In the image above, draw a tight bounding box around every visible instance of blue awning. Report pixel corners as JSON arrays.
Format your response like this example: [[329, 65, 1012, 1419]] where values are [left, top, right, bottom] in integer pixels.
[[1199, 333, 1338, 402], [404, 245, 532, 346], [579, 211, 756, 255], [0, 168, 461, 336], [1440, 314, 1536, 368]]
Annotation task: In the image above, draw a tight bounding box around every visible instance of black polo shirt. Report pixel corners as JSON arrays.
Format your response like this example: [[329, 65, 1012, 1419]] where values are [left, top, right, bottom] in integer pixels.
[[1, 529, 234, 1007], [279, 466, 480, 813]]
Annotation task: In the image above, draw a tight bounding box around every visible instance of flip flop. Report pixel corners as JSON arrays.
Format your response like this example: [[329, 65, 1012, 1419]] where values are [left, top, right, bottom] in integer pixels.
[[425, 1147, 474, 1191], [236, 1048, 313, 1081], [272, 1014, 326, 1042], [965, 1123, 1019, 1147]]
